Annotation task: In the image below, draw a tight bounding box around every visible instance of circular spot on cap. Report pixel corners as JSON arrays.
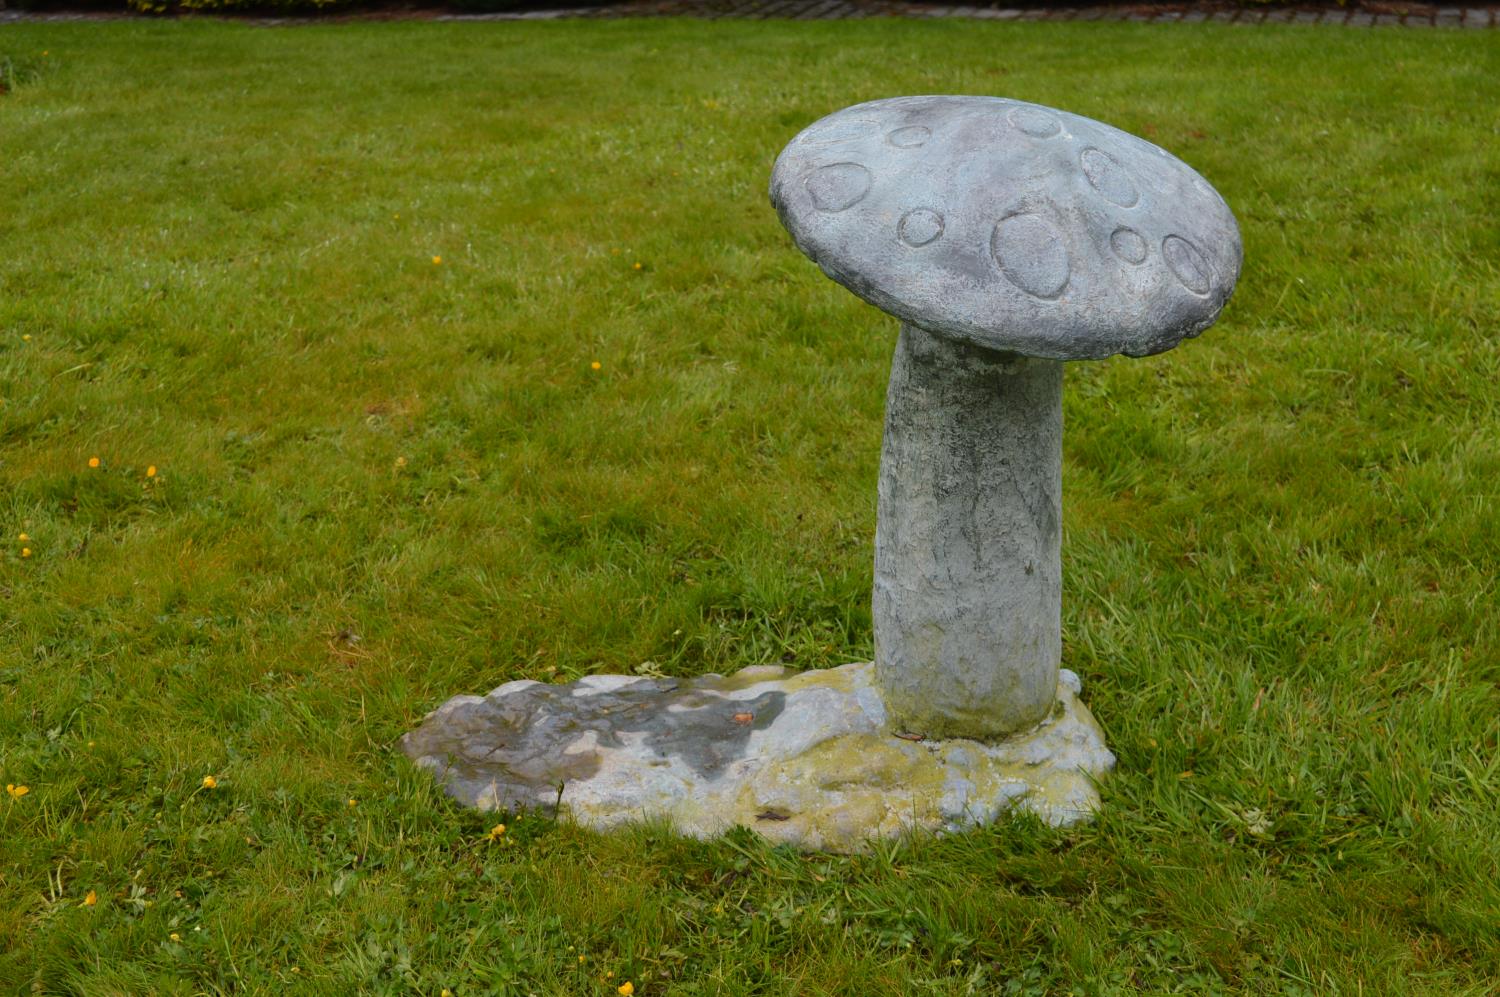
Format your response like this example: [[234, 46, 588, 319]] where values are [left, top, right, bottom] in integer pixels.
[[887, 126, 931, 149], [1110, 227, 1148, 265], [805, 163, 872, 213], [991, 213, 1071, 300], [1081, 148, 1139, 208], [1008, 106, 1062, 139], [1163, 235, 1212, 295], [897, 208, 944, 247]]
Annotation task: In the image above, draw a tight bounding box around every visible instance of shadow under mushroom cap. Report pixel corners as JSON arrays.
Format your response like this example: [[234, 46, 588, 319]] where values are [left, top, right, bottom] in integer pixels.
[[770, 96, 1243, 361]]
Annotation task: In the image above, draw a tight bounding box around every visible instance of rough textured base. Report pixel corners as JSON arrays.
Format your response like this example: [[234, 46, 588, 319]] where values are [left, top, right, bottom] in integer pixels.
[[401, 662, 1114, 851], [874, 327, 1062, 740]]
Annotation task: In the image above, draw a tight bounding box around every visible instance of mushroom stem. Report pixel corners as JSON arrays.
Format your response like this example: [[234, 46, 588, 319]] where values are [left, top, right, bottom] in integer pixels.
[[873, 323, 1062, 740]]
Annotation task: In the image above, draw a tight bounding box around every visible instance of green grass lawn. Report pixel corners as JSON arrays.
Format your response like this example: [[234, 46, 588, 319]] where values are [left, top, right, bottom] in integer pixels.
[[1, 15, 1497, 994]]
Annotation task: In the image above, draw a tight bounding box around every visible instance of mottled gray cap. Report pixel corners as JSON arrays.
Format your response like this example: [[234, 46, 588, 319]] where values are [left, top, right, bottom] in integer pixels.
[[770, 96, 1242, 360]]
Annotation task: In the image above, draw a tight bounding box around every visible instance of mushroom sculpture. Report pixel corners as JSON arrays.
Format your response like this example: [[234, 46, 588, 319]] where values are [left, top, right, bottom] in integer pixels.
[[399, 97, 1241, 850], [770, 96, 1242, 740]]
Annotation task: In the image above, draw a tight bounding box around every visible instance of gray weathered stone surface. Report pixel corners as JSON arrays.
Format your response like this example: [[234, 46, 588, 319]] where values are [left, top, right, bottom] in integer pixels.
[[771, 96, 1241, 743], [874, 325, 1062, 738], [770, 95, 1242, 360], [400, 97, 1242, 842], [401, 661, 1114, 851]]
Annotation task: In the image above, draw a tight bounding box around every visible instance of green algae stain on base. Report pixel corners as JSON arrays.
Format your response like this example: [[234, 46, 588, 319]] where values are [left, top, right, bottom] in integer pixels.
[[692, 664, 792, 693], [733, 718, 1098, 851], [782, 664, 861, 695], [405, 661, 1112, 852]]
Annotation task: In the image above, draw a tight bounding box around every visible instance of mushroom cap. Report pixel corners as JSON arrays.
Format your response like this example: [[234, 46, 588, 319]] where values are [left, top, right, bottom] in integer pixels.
[[770, 96, 1243, 361]]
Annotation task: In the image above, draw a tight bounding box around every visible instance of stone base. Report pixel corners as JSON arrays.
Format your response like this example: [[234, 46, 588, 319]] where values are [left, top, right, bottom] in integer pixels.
[[400, 661, 1114, 852]]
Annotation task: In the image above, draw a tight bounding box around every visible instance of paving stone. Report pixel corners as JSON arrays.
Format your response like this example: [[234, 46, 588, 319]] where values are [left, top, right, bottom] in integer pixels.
[[403, 662, 1115, 850]]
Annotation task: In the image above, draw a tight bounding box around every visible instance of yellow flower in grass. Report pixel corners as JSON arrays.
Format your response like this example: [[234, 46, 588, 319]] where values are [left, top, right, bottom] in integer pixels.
[[591, 361, 602, 371], [147, 465, 157, 478], [83, 890, 97, 907], [201, 775, 217, 790], [170, 932, 181, 942], [5, 784, 28, 799], [487, 823, 506, 841], [432, 256, 443, 266], [17, 533, 27, 542], [88, 456, 100, 469], [20, 548, 30, 559], [618, 982, 635, 996]]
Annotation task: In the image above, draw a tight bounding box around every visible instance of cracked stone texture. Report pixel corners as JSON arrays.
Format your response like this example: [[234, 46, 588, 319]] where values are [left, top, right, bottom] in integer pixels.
[[401, 661, 1114, 851], [770, 95, 1243, 360], [874, 326, 1062, 738]]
